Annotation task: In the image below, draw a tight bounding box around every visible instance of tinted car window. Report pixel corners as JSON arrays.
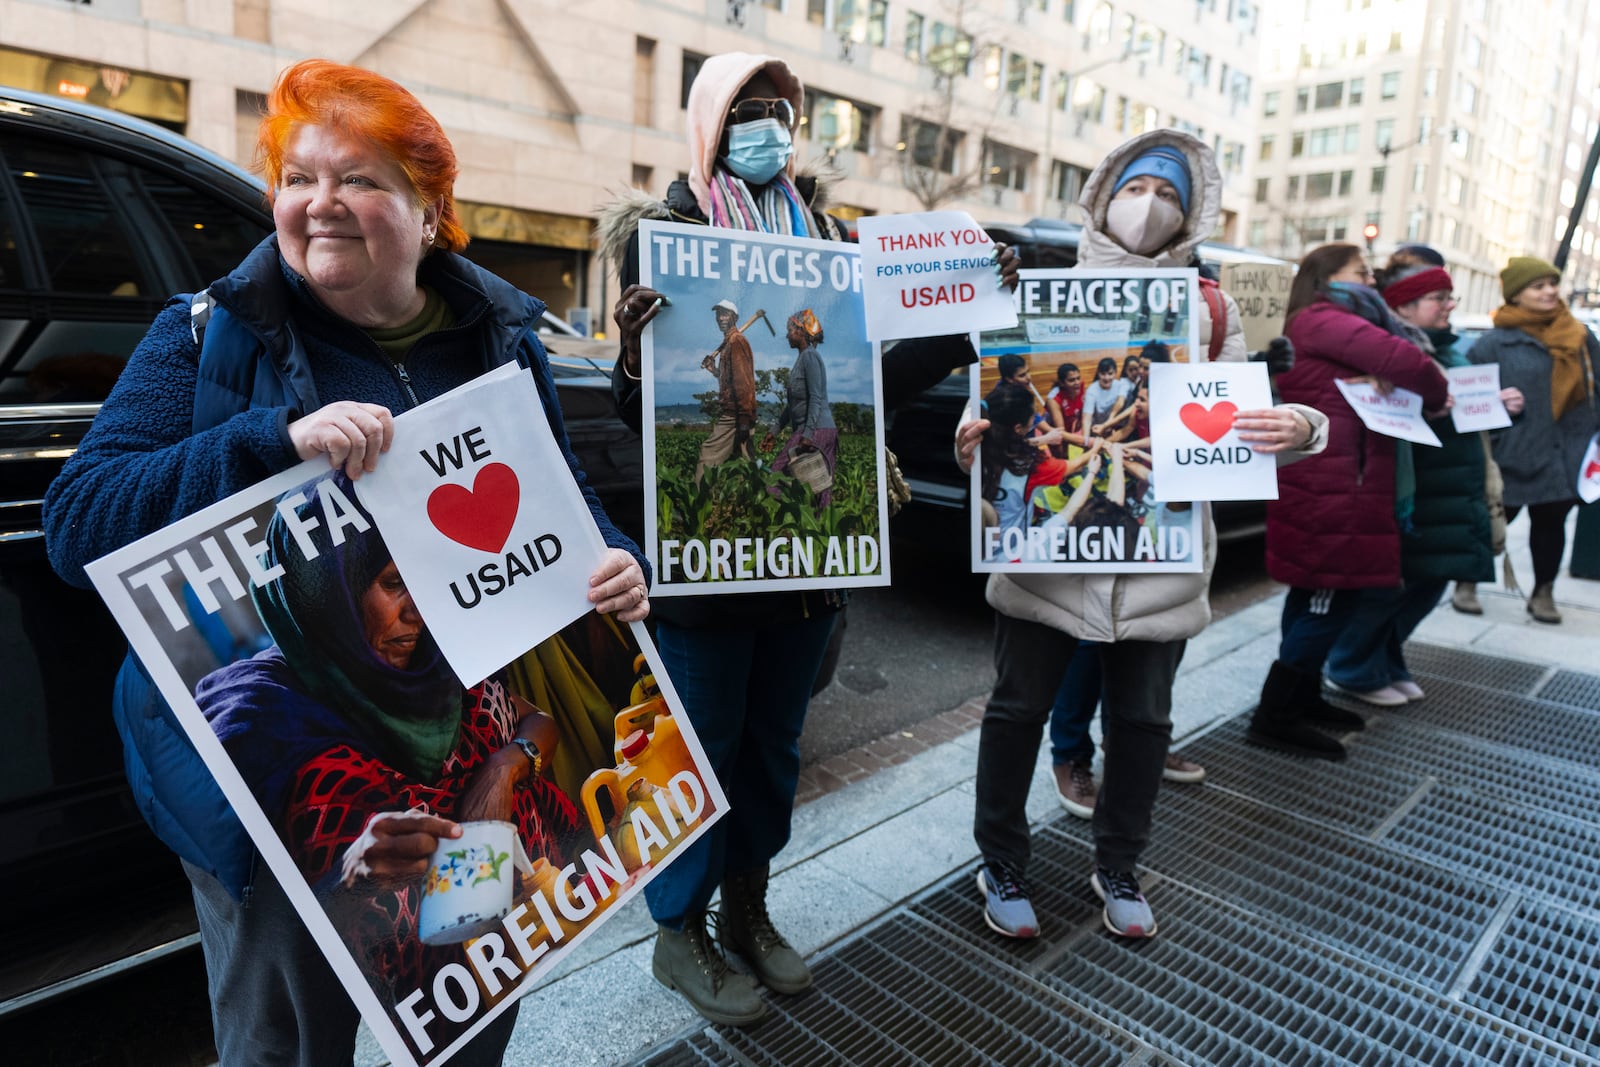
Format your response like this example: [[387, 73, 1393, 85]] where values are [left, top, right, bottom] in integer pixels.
[[6, 138, 153, 297], [140, 167, 270, 284]]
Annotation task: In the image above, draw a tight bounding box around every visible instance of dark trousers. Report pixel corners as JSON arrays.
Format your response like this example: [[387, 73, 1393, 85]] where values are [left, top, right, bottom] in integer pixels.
[[1506, 500, 1578, 587], [1278, 586, 1366, 674], [975, 614, 1183, 874], [1048, 640, 1102, 767], [643, 614, 836, 928], [186, 861, 519, 1066]]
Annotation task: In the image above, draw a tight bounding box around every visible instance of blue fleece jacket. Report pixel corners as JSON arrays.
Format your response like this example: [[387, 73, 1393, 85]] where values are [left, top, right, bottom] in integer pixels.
[[44, 235, 646, 898]]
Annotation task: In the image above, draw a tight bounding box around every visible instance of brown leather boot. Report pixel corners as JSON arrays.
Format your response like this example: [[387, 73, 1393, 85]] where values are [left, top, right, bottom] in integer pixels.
[[1527, 583, 1562, 624]]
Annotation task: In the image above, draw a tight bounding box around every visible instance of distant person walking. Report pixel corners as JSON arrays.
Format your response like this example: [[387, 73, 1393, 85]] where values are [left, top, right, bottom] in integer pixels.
[[1465, 256, 1600, 622]]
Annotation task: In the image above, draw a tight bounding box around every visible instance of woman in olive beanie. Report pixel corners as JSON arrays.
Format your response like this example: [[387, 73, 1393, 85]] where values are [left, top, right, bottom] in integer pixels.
[[1466, 256, 1600, 622]]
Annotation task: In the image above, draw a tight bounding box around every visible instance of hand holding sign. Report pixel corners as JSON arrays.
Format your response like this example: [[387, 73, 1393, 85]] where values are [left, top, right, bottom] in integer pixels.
[[1335, 378, 1442, 446]]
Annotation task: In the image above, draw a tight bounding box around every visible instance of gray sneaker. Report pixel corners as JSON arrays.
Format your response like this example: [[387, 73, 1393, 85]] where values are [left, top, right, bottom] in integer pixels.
[[1090, 867, 1157, 939], [976, 862, 1038, 939]]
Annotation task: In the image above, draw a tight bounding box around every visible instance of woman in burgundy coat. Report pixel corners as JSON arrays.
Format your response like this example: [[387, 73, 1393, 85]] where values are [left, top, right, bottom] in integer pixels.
[[1248, 243, 1451, 760]]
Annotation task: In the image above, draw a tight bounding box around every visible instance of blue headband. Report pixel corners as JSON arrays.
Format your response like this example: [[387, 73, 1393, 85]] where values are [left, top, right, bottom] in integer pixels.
[[1113, 146, 1192, 212]]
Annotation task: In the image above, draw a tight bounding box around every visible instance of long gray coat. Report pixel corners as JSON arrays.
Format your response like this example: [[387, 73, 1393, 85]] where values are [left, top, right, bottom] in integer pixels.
[[1467, 326, 1600, 507]]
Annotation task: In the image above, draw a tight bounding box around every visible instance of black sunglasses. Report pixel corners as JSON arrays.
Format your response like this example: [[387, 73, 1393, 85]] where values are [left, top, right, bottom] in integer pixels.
[[729, 97, 796, 129]]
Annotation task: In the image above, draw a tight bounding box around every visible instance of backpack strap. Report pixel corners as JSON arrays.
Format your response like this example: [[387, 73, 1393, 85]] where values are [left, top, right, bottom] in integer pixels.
[[1199, 276, 1225, 362]]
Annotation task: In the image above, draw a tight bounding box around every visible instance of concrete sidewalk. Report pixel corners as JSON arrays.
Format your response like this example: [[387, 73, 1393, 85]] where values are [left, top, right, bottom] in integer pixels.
[[358, 514, 1600, 1066]]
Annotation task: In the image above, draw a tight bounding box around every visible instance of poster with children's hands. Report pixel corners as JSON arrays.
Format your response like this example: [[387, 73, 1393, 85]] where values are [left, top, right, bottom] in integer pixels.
[[1147, 361, 1278, 501], [972, 268, 1202, 573], [355, 364, 606, 686]]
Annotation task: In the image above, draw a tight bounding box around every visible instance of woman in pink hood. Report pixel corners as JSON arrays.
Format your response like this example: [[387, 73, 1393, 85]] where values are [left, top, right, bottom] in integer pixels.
[[599, 52, 1018, 1027]]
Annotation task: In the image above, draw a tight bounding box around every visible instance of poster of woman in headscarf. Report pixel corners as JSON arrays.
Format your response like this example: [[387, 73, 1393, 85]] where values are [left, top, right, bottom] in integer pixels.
[[638, 218, 890, 595], [85, 375, 724, 1067]]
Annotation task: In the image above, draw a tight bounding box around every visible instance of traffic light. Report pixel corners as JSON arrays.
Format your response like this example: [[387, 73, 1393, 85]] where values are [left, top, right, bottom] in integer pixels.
[[1362, 222, 1380, 250]]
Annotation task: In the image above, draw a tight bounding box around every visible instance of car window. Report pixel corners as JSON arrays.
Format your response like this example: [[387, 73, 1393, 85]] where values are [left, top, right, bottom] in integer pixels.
[[6, 137, 154, 298], [139, 168, 270, 285], [0, 180, 25, 292]]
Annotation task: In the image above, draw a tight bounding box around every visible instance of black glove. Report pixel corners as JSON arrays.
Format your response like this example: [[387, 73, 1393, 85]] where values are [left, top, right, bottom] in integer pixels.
[[1251, 335, 1294, 375]]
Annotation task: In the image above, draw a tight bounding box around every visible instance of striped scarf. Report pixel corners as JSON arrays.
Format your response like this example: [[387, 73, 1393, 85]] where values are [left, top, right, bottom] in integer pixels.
[[707, 168, 820, 239]]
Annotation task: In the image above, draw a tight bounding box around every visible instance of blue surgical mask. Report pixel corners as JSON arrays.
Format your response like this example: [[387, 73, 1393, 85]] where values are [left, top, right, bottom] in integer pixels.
[[723, 118, 792, 185]]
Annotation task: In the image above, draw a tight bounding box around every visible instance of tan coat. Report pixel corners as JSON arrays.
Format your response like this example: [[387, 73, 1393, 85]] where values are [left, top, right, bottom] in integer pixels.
[[986, 130, 1326, 643]]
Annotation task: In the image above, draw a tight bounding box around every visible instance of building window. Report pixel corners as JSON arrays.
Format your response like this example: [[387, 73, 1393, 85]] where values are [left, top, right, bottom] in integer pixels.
[[1306, 171, 1334, 199], [1072, 77, 1106, 123], [1412, 162, 1426, 192], [1375, 118, 1394, 151], [984, 139, 1033, 191], [1062, 0, 1077, 23], [1295, 87, 1309, 112], [805, 89, 877, 154], [901, 117, 963, 172], [1456, 78, 1477, 117], [1263, 90, 1280, 116], [1005, 52, 1030, 96], [1259, 134, 1275, 161], [1348, 77, 1364, 106], [1291, 131, 1305, 157], [1380, 71, 1400, 99], [1370, 165, 1386, 193], [1051, 159, 1089, 202], [981, 45, 1003, 91], [1287, 175, 1300, 200], [1338, 169, 1352, 196], [927, 21, 974, 76], [1088, 1, 1113, 45], [1314, 81, 1343, 109], [1255, 177, 1269, 202], [1249, 218, 1268, 247], [680, 51, 707, 108], [1387, 30, 1402, 51], [905, 11, 924, 58]]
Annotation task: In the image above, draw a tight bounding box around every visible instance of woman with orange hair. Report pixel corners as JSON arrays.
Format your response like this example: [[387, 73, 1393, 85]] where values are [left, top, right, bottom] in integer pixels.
[[45, 59, 648, 1064]]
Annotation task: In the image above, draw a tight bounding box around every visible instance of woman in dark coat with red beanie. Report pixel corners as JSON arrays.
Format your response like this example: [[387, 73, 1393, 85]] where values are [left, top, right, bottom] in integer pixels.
[[1248, 243, 1450, 760]]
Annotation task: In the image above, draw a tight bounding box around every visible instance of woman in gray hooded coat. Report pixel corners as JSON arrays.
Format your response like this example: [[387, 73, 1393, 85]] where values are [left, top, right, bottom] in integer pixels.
[[959, 130, 1328, 942]]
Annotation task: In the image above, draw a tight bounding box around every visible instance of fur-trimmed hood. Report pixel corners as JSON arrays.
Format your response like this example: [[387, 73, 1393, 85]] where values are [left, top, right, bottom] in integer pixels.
[[1077, 129, 1222, 269]]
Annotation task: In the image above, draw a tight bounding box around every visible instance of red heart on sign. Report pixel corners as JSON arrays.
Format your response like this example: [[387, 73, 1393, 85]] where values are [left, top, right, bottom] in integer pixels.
[[1179, 401, 1237, 445], [426, 462, 520, 553]]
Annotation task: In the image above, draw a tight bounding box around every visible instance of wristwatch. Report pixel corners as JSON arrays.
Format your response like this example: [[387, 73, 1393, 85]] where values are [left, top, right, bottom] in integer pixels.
[[512, 737, 543, 777]]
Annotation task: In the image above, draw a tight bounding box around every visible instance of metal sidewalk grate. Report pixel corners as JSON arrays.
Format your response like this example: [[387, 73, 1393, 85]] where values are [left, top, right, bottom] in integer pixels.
[[1402, 642, 1550, 694], [1462, 898, 1600, 1057], [1040, 881, 1591, 1067], [1535, 669, 1600, 711], [1330, 675, 1600, 766], [636, 1033, 743, 1067], [1380, 785, 1600, 913], [1040, 789, 1501, 989], [713, 914, 1147, 1067]]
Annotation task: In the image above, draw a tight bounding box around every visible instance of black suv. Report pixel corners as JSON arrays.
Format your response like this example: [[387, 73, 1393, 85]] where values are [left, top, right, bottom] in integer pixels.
[[0, 86, 638, 1010]]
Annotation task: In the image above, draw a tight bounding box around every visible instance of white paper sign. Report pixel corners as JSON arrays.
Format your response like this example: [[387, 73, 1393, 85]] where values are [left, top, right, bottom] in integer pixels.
[[857, 211, 1018, 341], [356, 363, 608, 685], [1444, 363, 1512, 432], [1147, 362, 1279, 501], [1579, 434, 1600, 503], [1334, 379, 1443, 446]]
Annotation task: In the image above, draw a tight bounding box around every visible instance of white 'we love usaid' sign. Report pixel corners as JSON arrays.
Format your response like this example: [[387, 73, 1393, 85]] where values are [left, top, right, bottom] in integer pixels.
[[356, 363, 609, 685], [1147, 361, 1279, 502]]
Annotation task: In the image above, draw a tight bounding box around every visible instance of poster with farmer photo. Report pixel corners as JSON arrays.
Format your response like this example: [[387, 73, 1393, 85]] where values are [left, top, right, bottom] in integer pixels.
[[84, 367, 725, 1067], [973, 268, 1204, 573], [638, 218, 890, 596]]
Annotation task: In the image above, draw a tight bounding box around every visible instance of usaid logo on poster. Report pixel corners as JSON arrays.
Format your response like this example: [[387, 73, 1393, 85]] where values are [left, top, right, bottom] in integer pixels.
[[357, 364, 605, 685]]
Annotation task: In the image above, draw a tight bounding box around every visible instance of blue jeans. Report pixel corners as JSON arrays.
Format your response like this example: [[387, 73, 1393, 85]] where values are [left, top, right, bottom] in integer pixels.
[[1278, 587, 1366, 674], [1048, 640, 1101, 767], [644, 614, 837, 928], [1324, 579, 1447, 690]]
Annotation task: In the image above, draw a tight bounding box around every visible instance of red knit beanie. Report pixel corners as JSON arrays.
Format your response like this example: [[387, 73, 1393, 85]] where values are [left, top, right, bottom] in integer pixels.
[[1382, 267, 1453, 309]]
